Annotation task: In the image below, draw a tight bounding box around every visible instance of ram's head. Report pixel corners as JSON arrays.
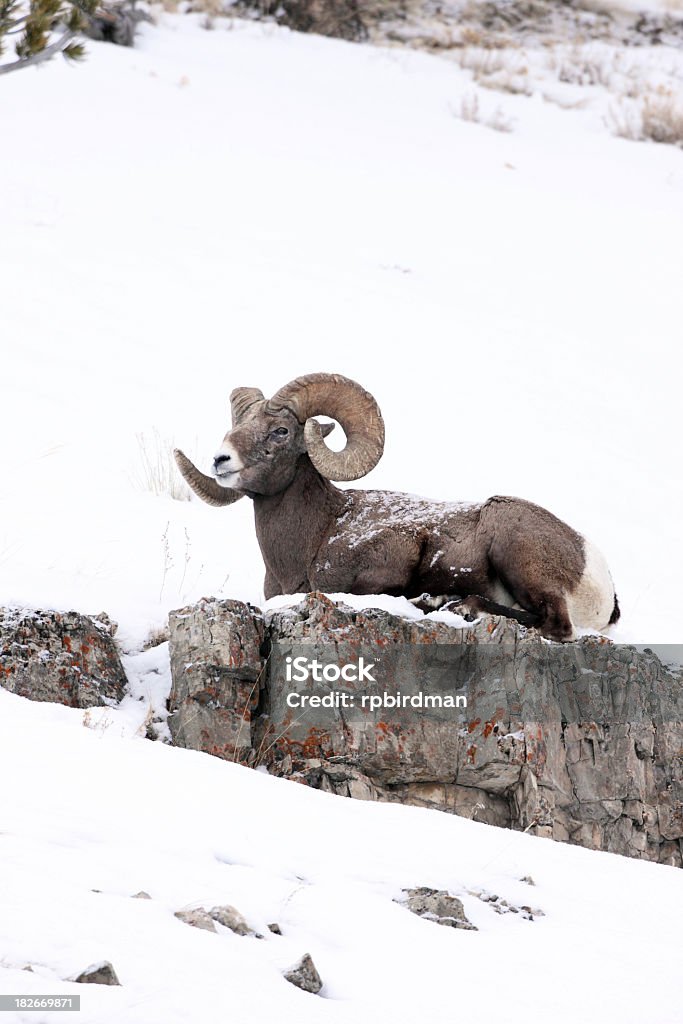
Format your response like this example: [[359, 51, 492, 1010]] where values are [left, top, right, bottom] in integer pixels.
[[175, 372, 385, 505]]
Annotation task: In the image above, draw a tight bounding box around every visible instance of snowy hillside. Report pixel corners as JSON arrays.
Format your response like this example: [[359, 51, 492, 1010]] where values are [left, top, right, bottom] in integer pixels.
[[1, 13, 682, 649], [2, 685, 682, 1024], [1, 18, 682, 1021]]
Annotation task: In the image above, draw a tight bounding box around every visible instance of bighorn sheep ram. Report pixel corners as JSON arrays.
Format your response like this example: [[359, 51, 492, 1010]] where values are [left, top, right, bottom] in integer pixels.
[[175, 373, 619, 641]]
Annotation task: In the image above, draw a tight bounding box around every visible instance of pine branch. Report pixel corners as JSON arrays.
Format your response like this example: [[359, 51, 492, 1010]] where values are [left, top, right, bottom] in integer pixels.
[[0, 25, 74, 73], [0, 0, 22, 55]]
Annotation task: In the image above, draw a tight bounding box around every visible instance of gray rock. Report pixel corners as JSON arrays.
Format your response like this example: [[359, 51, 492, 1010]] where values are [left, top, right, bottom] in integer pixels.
[[268, 922, 282, 935], [168, 598, 264, 763], [242, 0, 366, 42], [284, 953, 323, 994], [132, 891, 151, 899], [73, 961, 120, 985], [83, 2, 152, 47], [166, 593, 683, 867], [0, 608, 126, 708], [209, 904, 252, 936], [471, 890, 543, 920], [401, 887, 477, 930], [174, 909, 216, 932]]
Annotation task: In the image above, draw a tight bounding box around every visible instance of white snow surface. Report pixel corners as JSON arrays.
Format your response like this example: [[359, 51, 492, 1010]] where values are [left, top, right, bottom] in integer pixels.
[[1, 685, 682, 1024], [0, 14, 681, 647], [1, 23, 682, 1021]]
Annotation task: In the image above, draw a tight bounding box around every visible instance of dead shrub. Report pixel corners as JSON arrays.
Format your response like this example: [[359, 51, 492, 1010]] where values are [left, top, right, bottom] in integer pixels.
[[641, 92, 683, 146], [606, 89, 683, 147]]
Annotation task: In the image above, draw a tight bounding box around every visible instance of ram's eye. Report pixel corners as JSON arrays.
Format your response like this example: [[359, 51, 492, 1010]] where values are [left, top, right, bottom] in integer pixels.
[[271, 427, 289, 437]]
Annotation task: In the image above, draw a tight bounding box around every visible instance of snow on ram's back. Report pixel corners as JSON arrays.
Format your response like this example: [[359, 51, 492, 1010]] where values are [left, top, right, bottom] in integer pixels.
[[0, 11, 681, 648]]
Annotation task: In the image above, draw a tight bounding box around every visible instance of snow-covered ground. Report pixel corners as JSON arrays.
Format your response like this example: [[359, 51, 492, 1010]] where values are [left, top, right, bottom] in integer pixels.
[[1, 13, 682, 649], [1, 19, 682, 1021], [2, 685, 682, 1024]]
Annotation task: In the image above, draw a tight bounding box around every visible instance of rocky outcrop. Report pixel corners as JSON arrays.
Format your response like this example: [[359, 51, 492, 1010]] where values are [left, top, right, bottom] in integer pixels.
[[0, 608, 126, 708], [167, 593, 683, 867], [167, 598, 264, 763]]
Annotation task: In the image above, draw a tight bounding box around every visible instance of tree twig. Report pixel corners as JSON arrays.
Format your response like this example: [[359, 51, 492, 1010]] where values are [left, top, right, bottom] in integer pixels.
[[0, 27, 75, 74]]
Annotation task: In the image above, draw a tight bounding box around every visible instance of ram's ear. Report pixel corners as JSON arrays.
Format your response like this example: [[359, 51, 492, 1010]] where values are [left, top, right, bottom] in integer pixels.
[[319, 421, 335, 439]]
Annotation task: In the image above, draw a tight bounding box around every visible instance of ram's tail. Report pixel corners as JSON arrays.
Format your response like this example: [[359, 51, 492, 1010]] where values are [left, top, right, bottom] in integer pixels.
[[608, 594, 621, 626]]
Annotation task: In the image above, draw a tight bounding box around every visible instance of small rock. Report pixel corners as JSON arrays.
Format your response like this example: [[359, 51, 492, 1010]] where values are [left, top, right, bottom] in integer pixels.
[[521, 905, 545, 918], [209, 905, 251, 936], [91, 612, 118, 637], [284, 953, 323, 994], [268, 922, 282, 935], [74, 961, 120, 986], [174, 909, 216, 932], [132, 891, 152, 900], [473, 890, 542, 919], [520, 875, 536, 886], [400, 887, 477, 931]]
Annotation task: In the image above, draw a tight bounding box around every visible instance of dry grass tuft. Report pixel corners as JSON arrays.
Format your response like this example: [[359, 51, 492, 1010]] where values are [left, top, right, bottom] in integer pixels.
[[641, 91, 683, 145], [458, 92, 514, 133], [606, 89, 683, 147], [143, 625, 171, 650], [134, 429, 193, 502]]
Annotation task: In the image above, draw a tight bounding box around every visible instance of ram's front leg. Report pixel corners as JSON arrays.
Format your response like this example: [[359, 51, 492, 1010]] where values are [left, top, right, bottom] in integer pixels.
[[410, 593, 542, 628], [346, 534, 423, 597], [409, 593, 476, 620]]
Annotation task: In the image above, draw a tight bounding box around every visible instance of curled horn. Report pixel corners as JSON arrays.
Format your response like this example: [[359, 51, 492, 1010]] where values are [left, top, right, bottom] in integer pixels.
[[174, 449, 242, 507], [230, 387, 265, 426], [266, 373, 384, 481]]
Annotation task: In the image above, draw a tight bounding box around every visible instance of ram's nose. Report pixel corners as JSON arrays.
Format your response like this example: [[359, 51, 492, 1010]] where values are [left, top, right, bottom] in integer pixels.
[[213, 454, 232, 474]]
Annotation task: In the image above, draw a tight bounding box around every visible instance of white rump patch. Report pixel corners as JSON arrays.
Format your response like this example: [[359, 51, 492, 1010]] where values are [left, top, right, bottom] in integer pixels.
[[567, 539, 615, 631]]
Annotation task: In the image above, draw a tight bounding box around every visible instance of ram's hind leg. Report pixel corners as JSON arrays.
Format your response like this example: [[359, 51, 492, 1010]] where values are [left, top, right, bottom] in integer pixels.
[[488, 562, 575, 641], [535, 594, 574, 641]]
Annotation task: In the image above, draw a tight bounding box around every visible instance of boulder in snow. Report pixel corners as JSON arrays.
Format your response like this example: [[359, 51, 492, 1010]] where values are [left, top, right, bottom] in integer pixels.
[[0, 608, 126, 708], [401, 887, 477, 930], [209, 904, 252, 936], [73, 961, 121, 985], [284, 953, 323, 994], [174, 908, 217, 932]]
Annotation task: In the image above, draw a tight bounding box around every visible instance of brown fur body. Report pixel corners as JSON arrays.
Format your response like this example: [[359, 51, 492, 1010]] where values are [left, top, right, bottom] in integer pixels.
[[176, 376, 619, 642], [252, 456, 601, 641]]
